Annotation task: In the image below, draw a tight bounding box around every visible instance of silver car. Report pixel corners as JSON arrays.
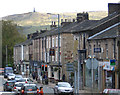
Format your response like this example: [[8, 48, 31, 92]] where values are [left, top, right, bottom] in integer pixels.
[[7, 73, 15, 80], [54, 82, 73, 95], [12, 82, 25, 93]]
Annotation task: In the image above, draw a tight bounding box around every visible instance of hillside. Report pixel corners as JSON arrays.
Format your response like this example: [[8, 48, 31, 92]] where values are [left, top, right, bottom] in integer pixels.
[[3, 11, 108, 35]]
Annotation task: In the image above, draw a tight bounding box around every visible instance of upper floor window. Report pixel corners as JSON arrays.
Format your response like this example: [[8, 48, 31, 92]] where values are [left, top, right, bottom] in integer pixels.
[[46, 38, 48, 48], [56, 36, 58, 47], [59, 35, 61, 47], [49, 37, 51, 48], [52, 37, 54, 47], [105, 44, 108, 59], [89, 45, 91, 55]]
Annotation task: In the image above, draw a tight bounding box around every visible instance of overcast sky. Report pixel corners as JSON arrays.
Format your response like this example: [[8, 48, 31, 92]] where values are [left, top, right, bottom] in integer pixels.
[[0, 0, 119, 18]]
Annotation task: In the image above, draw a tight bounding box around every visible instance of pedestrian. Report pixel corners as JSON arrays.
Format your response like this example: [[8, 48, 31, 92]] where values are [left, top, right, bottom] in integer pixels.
[[38, 87, 43, 95], [35, 71, 38, 81], [32, 71, 35, 80], [62, 74, 65, 82]]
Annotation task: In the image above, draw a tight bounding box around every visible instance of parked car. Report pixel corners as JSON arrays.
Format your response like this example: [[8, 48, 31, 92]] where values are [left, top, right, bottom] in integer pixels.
[[12, 82, 25, 93], [4, 67, 13, 78], [7, 73, 15, 80], [0, 68, 4, 75], [23, 78, 34, 83], [3, 80, 16, 91], [16, 78, 26, 83], [20, 84, 39, 94], [103, 89, 120, 94], [54, 82, 73, 95], [15, 75, 23, 80]]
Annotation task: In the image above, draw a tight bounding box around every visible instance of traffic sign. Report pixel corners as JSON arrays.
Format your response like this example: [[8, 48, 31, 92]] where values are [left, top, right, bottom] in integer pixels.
[[66, 63, 74, 72], [86, 58, 98, 69], [94, 48, 101, 53]]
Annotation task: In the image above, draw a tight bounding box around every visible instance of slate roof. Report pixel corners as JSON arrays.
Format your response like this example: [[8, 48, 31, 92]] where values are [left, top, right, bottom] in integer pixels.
[[88, 22, 120, 40], [14, 39, 33, 47], [34, 20, 98, 39], [86, 12, 120, 30]]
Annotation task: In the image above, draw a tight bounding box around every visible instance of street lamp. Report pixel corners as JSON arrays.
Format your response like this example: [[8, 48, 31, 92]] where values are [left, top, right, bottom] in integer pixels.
[[47, 13, 60, 81]]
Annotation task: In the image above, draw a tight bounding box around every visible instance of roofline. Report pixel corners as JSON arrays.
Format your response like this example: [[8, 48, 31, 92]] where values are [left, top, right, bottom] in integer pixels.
[[88, 22, 120, 40], [90, 13, 120, 30]]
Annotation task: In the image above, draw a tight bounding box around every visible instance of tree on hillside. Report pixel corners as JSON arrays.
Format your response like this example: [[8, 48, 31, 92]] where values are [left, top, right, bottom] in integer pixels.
[[2, 20, 26, 67]]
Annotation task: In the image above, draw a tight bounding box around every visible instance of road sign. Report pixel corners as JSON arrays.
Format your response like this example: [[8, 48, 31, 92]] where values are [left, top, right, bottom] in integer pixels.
[[94, 48, 101, 53], [110, 59, 116, 66], [66, 63, 74, 72], [86, 58, 98, 69]]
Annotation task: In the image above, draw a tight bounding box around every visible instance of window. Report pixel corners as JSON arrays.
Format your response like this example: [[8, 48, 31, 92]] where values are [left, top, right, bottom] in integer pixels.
[[52, 56, 54, 61], [99, 44, 101, 59], [60, 35, 61, 47], [44, 52, 46, 62], [105, 44, 108, 59], [56, 51, 58, 61], [89, 45, 91, 55], [47, 53, 49, 63], [52, 37, 54, 47], [46, 38, 48, 48], [49, 37, 51, 48], [56, 36, 58, 47]]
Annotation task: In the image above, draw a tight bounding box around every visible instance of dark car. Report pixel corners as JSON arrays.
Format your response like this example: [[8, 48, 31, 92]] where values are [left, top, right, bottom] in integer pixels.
[[20, 84, 39, 95], [3, 80, 16, 91]]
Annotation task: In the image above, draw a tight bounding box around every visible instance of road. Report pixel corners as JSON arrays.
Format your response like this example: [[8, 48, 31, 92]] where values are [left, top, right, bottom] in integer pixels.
[[0, 75, 54, 94]]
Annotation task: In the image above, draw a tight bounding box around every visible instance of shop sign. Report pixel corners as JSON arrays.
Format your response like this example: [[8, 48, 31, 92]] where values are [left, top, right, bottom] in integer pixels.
[[99, 61, 115, 71], [110, 59, 116, 66]]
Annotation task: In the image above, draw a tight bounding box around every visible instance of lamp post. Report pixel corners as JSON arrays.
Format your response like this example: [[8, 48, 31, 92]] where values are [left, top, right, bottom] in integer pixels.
[[47, 13, 60, 81]]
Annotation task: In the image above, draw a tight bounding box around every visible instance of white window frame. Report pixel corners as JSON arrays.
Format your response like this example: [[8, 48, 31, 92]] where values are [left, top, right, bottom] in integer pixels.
[[56, 51, 58, 62], [59, 35, 61, 47], [46, 38, 48, 48], [52, 56, 54, 61], [49, 37, 51, 48], [47, 52, 49, 63], [56, 36, 58, 47], [52, 37, 54, 47], [44, 52, 46, 62]]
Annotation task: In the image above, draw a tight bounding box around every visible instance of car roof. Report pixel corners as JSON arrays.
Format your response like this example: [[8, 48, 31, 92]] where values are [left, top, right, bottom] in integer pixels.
[[58, 82, 70, 84], [7, 80, 16, 82], [24, 84, 36, 86], [8, 73, 15, 75], [15, 82, 26, 84], [23, 78, 29, 79], [15, 75, 22, 76]]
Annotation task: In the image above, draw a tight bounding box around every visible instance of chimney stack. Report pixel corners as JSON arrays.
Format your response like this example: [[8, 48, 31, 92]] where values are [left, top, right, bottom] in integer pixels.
[[77, 12, 89, 22]]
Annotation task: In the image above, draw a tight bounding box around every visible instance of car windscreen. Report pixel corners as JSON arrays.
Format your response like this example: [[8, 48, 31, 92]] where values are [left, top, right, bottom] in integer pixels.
[[5, 69, 13, 73], [7, 82, 15, 86], [16, 79, 25, 82], [15, 76, 22, 78], [58, 83, 71, 87], [9, 74, 14, 76], [25, 86, 37, 91], [15, 83, 23, 87]]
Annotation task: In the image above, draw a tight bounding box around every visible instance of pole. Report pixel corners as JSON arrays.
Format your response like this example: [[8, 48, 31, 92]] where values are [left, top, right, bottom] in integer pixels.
[[6, 45, 8, 66], [74, 69, 77, 93], [58, 14, 60, 81]]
